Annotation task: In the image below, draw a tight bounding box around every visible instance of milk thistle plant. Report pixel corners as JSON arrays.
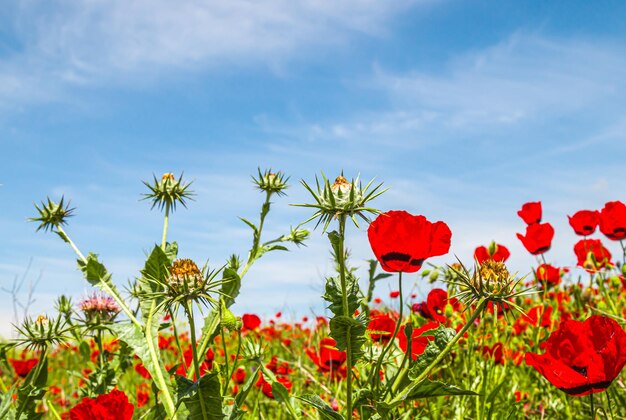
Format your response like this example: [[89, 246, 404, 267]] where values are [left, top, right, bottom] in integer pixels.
[[7, 169, 308, 420]]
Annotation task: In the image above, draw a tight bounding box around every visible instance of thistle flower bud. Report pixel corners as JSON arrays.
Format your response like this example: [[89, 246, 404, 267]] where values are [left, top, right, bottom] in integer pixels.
[[30, 196, 75, 232], [12, 314, 72, 351], [472, 260, 511, 294], [253, 168, 289, 196], [142, 172, 194, 213], [449, 260, 531, 314], [297, 172, 385, 232], [168, 258, 204, 295]]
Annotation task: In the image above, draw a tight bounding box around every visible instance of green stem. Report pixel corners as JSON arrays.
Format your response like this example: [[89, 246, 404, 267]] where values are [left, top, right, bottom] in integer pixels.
[[185, 302, 209, 420], [56, 225, 140, 327], [589, 393, 594, 419], [388, 299, 487, 402], [145, 301, 178, 418], [336, 215, 353, 419], [56, 225, 86, 262], [369, 272, 403, 391], [220, 327, 230, 395], [46, 398, 62, 420], [0, 373, 7, 393], [17, 347, 48, 416], [161, 205, 170, 250], [192, 192, 273, 374]]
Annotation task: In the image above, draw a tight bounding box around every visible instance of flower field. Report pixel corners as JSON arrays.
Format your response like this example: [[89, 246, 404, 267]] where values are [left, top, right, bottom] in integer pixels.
[[2, 171, 626, 419]]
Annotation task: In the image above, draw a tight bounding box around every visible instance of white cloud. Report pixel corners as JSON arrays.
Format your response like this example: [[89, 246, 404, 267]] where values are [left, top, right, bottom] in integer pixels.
[[271, 33, 626, 146], [0, 0, 420, 110]]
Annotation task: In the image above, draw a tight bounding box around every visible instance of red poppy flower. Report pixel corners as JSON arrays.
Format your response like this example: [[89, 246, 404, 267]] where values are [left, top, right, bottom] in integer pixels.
[[242, 313, 261, 330], [536, 264, 566, 287], [568, 210, 600, 236], [9, 358, 38, 378], [516, 223, 554, 255], [306, 337, 347, 375], [599, 201, 626, 241], [398, 322, 439, 360], [517, 201, 542, 225], [573, 239, 613, 272], [389, 290, 400, 298], [232, 367, 246, 384], [367, 314, 396, 343], [525, 315, 626, 396], [482, 342, 504, 365], [136, 386, 150, 408], [134, 363, 151, 379], [367, 210, 451, 273], [512, 305, 553, 335], [474, 243, 510, 263], [256, 374, 292, 399], [418, 288, 461, 324], [69, 389, 134, 420]]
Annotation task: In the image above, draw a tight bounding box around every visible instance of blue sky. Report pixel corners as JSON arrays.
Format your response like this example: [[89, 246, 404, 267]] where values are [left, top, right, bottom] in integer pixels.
[[1, 0, 626, 336]]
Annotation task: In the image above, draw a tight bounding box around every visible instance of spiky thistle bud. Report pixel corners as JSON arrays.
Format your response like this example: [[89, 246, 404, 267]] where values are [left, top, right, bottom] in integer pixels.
[[296, 172, 385, 232], [30, 196, 75, 232], [142, 172, 194, 213], [448, 260, 533, 315], [253, 168, 289, 196]]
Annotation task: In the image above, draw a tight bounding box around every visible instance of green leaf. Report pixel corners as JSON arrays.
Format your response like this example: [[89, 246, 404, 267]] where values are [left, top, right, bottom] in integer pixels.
[[0, 391, 16, 420], [327, 231, 342, 262], [76, 252, 115, 289], [164, 241, 179, 264], [329, 315, 367, 361], [378, 380, 477, 414], [323, 275, 359, 318], [409, 325, 456, 379], [110, 322, 172, 399], [175, 372, 224, 419], [15, 357, 47, 419], [220, 268, 241, 308], [239, 217, 258, 234], [297, 394, 344, 420], [228, 369, 260, 420], [140, 245, 170, 295]]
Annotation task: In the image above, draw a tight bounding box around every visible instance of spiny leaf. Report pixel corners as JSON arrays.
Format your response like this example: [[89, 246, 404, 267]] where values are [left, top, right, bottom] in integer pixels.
[[329, 315, 367, 362], [297, 394, 344, 420]]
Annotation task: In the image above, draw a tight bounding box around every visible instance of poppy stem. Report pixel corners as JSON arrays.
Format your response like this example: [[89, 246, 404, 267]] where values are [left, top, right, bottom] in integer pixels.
[[589, 393, 595, 419], [370, 272, 403, 393]]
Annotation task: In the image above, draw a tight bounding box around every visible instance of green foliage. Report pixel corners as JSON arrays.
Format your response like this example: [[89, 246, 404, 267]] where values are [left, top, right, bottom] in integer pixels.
[[329, 315, 367, 362], [175, 372, 224, 419], [15, 357, 48, 419], [379, 380, 478, 412], [297, 394, 344, 420], [77, 252, 115, 290], [409, 325, 456, 378]]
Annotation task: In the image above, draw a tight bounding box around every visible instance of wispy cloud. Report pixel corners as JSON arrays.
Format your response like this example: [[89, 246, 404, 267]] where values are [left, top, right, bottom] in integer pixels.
[[0, 0, 420, 110], [269, 33, 626, 146]]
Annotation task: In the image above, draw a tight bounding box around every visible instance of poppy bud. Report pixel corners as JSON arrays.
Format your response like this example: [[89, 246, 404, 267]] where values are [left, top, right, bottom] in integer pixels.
[[429, 271, 439, 283]]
